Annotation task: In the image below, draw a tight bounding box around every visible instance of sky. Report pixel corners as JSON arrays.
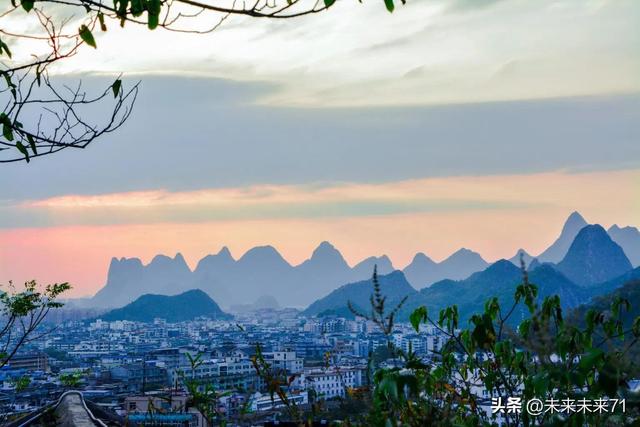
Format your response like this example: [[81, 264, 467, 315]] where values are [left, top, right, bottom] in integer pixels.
[[0, 0, 639, 297]]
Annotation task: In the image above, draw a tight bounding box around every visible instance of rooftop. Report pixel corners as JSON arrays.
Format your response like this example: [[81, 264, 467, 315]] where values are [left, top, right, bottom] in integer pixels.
[[8, 391, 122, 427]]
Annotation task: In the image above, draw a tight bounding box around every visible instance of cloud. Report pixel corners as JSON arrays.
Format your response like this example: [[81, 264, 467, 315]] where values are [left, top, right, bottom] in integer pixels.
[[0, 74, 638, 202], [7, 0, 635, 107], [3, 179, 533, 228], [446, 0, 506, 13], [3, 169, 639, 229]]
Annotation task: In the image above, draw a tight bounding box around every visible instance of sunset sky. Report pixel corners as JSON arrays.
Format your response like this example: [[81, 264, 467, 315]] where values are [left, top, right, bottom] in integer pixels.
[[1, 0, 639, 297]]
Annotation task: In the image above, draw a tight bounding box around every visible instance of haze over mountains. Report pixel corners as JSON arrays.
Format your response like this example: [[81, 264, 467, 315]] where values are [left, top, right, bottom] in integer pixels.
[[307, 219, 640, 324], [90, 241, 487, 308], [92, 242, 403, 308], [89, 211, 640, 311], [537, 211, 589, 263], [403, 249, 489, 289], [608, 224, 640, 266]]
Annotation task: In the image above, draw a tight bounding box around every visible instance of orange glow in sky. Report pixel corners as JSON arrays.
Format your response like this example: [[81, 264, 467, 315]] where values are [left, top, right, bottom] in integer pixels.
[[2, 170, 639, 297]]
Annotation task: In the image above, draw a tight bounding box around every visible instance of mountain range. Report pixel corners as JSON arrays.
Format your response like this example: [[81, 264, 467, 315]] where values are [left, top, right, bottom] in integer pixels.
[[89, 242, 488, 309], [89, 211, 640, 310], [303, 220, 639, 324]]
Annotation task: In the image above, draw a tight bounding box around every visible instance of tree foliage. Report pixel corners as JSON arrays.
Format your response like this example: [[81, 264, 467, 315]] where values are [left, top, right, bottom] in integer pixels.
[[175, 351, 240, 425], [349, 265, 407, 336], [0, 280, 70, 370], [362, 262, 640, 426]]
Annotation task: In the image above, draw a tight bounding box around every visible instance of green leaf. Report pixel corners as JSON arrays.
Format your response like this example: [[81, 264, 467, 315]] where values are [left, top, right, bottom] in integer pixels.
[[27, 134, 37, 155], [131, 0, 145, 16], [578, 348, 604, 372], [79, 25, 97, 49], [16, 141, 30, 162], [0, 124, 9, 141], [0, 39, 12, 58], [148, 0, 161, 30], [378, 375, 399, 400], [2, 72, 12, 89], [484, 297, 500, 320], [632, 316, 640, 337], [409, 306, 428, 333], [518, 318, 531, 338], [324, 0, 336, 7], [21, 0, 34, 12], [148, 13, 159, 30], [384, 0, 394, 12], [1, 114, 14, 141], [112, 79, 122, 98]]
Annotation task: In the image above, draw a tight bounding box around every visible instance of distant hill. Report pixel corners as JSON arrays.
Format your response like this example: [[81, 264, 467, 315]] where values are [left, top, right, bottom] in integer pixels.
[[535, 212, 639, 268], [100, 289, 232, 323], [402, 248, 489, 288], [229, 295, 280, 313], [399, 226, 637, 324], [592, 267, 640, 297], [90, 242, 489, 309], [91, 242, 404, 308], [608, 224, 640, 267], [353, 255, 395, 278], [88, 213, 640, 310], [537, 211, 588, 263], [292, 242, 353, 302], [402, 253, 437, 286], [508, 249, 535, 268], [191, 247, 238, 306], [302, 270, 417, 317], [557, 224, 632, 286], [302, 223, 640, 326], [572, 280, 640, 330], [92, 253, 192, 308], [398, 229, 636, 324], [401, 260, 591, 325]]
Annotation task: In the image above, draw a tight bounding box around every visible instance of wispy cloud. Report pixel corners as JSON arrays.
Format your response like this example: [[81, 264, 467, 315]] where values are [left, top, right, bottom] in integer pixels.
[[6, 179, 530, 228], [1, 83, 638, 203], [8, 0, 636, 106], [4, 169, 639, 229]]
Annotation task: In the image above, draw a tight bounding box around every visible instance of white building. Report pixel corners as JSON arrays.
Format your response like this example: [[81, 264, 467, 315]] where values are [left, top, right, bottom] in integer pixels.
[[263, 351, 303, 375], [304, 367, 364, 399], [249, 391, 308, 412]]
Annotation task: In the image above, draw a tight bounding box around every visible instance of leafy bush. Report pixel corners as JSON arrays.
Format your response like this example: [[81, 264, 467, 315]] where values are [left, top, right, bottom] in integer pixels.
[[363, 264, 640, 426], [1, 280, 70, 369]]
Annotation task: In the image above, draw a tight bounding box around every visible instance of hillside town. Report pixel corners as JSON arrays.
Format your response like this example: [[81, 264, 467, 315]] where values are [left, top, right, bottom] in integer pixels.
[[0, 307, 449, 425], [2, 0, 638, 424]]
